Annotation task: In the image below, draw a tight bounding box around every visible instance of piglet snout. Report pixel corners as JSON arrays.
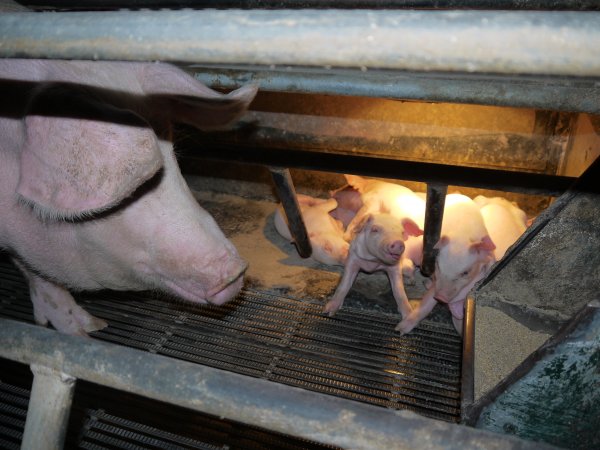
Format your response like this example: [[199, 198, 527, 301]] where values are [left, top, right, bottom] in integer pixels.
[[434, 292, 449, 303], [388, 240, 405, 258]]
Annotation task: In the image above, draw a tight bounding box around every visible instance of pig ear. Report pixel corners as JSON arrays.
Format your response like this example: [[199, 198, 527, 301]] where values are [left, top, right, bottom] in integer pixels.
[[401, 218, 424, 239], [344, 174, 364, 190], [140, 63, 258, 130], [17, 87, 163, 220], [470, 235, 497, 257], [434, 235, 450, 250]]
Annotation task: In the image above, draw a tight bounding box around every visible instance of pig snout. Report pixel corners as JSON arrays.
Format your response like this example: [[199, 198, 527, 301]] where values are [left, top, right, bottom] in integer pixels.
[[206, 262, 247, 305], [387, 240, 405, 260]]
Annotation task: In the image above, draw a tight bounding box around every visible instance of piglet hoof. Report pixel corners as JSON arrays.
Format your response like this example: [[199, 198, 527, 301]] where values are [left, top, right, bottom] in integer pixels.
[[395, 319, 416, 335], [323, 300, 341, 317]]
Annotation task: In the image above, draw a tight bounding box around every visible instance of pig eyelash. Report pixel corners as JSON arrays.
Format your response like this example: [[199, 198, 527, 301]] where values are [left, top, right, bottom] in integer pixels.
[[371, 226, 380, 233]]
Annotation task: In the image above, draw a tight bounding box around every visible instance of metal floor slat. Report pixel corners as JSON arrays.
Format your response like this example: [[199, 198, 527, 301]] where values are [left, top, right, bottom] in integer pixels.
[[0, 256, 462, 423]]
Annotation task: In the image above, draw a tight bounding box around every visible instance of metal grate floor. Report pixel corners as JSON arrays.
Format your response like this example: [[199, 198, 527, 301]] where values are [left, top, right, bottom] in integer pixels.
[[0, 254, 462, 424]]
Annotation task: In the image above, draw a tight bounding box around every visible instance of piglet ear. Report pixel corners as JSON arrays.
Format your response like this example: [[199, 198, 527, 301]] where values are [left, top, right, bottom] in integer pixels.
[[470, 235, 497, 257], [434, 235, 450, 250], [17, 86, 163, 220], [353, 213, 374, 234], [344, 174, 365, 191], [139, 63, 258, 130], [401, 218, 424, 240]]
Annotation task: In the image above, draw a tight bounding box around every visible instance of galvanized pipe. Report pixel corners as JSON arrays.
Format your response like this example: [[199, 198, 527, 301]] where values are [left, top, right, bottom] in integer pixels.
[[421, 183, 448, 278], [193, 65, 600, 115], [0, 318, 549, 449], [1, 10, 600, 77], [21, 364, 76, 450]]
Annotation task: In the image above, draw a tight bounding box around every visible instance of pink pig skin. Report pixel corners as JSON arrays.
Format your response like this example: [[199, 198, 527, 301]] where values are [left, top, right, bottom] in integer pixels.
[[0, 59, 257, 335], [274, 194, 349, 266], [328, 185, 363, 229], [324, 213, 423, 317], [396, 194, 496, 335], [474, 196, 527, 260]]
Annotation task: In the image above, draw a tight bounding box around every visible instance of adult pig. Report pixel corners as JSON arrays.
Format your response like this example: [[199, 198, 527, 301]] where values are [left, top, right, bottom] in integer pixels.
[[274, 194, 349, 266], [324, 213, 422, 317], [0, 59, 257, 335], [396, 194, 496, 335]]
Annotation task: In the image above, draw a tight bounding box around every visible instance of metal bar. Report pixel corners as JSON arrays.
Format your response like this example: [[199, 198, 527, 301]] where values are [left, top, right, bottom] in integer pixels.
[[193, 65, 600, 115], [463, 299, 600, 426], [269, 167, 312, 258], [0, 318, 549, 450], [460, 296, 476, 422], [183, 145, 575, 196], [1, 10, 600, 77], [17, 1, 600, 11], [420, 183, 447, 278], [20, 364, 75, 450]]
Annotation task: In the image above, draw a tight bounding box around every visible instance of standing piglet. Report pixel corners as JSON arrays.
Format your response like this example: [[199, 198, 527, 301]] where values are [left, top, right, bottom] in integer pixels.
[[274, 194, 349, 266], [396, 194, 496, 335], [324, 213, 422, 317], [0, 59, 257, 335]]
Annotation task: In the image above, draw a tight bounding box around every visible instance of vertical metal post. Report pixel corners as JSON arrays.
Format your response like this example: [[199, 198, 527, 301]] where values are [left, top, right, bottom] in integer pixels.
[[269, 167, 312, 258], [461, 295, 476, 423], [21, 364, 76, 450], [420, 183, 448, 277]]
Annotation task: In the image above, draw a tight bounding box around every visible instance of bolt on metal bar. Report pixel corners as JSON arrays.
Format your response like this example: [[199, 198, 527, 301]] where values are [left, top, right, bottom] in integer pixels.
[[0, 318, 550, 449], [21, 364, 76, 450], [1, 10, 600, 77], [269, 167, 312, 258]]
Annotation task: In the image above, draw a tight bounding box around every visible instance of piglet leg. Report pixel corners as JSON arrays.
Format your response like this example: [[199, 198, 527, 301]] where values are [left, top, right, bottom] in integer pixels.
[[386, 265, 413, 318], [395, 285, 437, 335], [324, 257, 360, 316], [14, 260, 107, 336]]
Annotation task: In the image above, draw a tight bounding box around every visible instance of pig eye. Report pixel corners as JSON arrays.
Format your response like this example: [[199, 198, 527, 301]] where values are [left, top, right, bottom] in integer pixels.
[[461, 270, 469, 277], [371, 226, 380, 233]]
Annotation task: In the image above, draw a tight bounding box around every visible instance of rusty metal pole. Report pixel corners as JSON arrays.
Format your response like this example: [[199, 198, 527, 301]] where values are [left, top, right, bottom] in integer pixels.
[[269, 167, 312, 258], [21, 364, 76, 450], [420, 183, 447, 277]]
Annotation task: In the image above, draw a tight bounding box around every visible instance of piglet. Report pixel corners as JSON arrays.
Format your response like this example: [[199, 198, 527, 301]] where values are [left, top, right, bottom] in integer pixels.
[[396, 194, 496, 335], [0, 59, 257, 335], [324, 213, 423, 317], [328, 185, 363, 229], [474, 196, 527, 260], [274, 194, 349, 266]]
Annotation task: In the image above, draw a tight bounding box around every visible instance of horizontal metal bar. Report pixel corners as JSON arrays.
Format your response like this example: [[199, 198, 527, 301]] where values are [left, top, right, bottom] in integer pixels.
[[192, 65, 600, 115], [17, 1, 600, 11], [0, 318, 547, 449], [182, 145, 575, 196], [1, 10, 600, 77]]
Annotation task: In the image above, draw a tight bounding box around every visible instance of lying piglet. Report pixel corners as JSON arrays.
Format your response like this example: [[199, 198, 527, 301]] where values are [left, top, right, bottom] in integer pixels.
[[324, 213, 423, 317], [474, 197, 527, 260], [396, 194, 496, 335], [328, 185, 363, 229], [274, 194, 349, 266], [0, 59, 257, 335]]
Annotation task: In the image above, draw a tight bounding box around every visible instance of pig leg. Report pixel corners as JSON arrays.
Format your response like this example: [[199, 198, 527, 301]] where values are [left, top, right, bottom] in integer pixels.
[[324, 257, 361, 316], [395, 286, 437, 335], [14, 260, 107, 336], [385, 265, 413, 318], [401, 259, 416, 285]]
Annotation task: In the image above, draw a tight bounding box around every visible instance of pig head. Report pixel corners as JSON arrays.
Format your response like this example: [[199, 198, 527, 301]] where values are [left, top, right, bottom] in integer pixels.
[[0, 59, 257, 335]]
